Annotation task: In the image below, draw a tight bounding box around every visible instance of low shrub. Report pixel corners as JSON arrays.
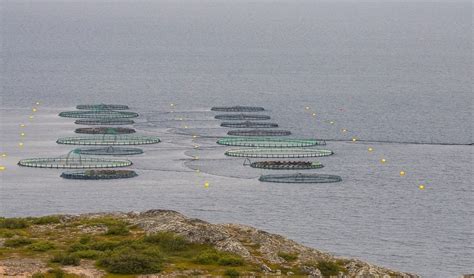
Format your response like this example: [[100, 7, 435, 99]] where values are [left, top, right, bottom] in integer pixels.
[[0, 218, 29, 229], [224, 269, 240, 277], [28, 241, 55, 252], [0, 230, 15, 238], [4, 237, 34, 247], [79, 235, 92, 244], [105, 224, 129, 236], [194, 250, 220, 264], [194, 250, 244, 266], [72, 250, 103, 259], [31, 216, 61, 225], [278, 252, 298, 262], [51, 253, 80, 266], [143, 232, 189, 251], [68, 242, 90, 252], [48, 268, 65, 278], [218, 255, 244, 266], [317, 261, 345, 276], [31, 273, 45, 278], [89, 240, 124, 251], [98, 247, 163, 274]]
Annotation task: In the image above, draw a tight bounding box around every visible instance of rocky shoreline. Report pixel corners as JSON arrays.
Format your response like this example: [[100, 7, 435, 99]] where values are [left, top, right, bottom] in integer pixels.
[[0, 209, 419, 277]]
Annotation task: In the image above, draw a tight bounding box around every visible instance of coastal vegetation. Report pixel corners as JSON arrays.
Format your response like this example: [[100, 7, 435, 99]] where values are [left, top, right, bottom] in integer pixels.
[[0, 216, 293, 276], [0, 211, 418, 277]]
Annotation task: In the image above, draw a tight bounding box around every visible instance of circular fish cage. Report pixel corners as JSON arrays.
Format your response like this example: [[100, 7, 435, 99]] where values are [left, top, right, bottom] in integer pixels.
[[250, 161, 324, 170], [61, 170, 138, 180], [215, 114, 271, 121], [18, 157, 132, 169], [56, 135, 160, 145], [76, 104, 129, 110], [221, 121, 278, 128], [225, 148, 333, 158], [228, 130, 291, 136], [211, 106, 265, 112], [75, 119, 135, 125], [217, 137, 325, 148], [259, 173, 342, 183], [74, 146, 143, 156], [59, 110, 139, 119], [75, 127, 136, 134]]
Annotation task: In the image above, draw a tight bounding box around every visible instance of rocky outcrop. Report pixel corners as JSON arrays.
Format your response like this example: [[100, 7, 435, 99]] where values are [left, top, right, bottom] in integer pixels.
[[70, 209, 419, 278]]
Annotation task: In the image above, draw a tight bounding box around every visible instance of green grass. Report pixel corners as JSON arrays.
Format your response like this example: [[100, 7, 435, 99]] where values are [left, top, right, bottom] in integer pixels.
[[316, 260, 346, 276], [4, 237, 34, 247], [193, 250, 244, 266], [97, 247, 163, 274], [29, 241, 55, 252], [51, 253, 80, 266], [31, 216, 61, 225], [0, 218, 29, 229], [278, 251, 298, 262], [105, 224, 130, 236], [224, 269, 240, 277], [143, 232, 189, 251]]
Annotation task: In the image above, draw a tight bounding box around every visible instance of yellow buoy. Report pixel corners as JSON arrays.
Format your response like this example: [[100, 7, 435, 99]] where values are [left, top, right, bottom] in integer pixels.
[[20, 124, 26, 127], [419, 185, 425, 190], [312, 113, 316, 116], [32, 108, 37, 112], [170, 103, 175, 107], [192, 135, 198, 138], [0, 166, 6, 171], [36, 102, 40, 105], [20, 132, 26, 137], [305, 106, 310, 110], [204, 182, 210, 188], [368, 147, 373, 152], [341, 129, 347, 133], [184, 125, 188, 129], [329, 121, 335, 124], [352, 137, 357, 142], [399, 171, 406, 176], [1, 153, 7, 157], [18, 142, 24, 147], [380, 158, 386, 163], [28, 115, 34, 119]]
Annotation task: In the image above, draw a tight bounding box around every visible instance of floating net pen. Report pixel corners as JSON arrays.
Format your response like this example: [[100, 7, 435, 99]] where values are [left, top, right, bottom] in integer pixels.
[[211, 106, 265, 112], [225, 148, 333, 158], [75, 127, 136, 134], [75, 119, 135, 125], [227, 130, 291, 136], [215, 114, 271, 121], [74, 146, 143, 156], [59, 110, 139, 119], [18, 157, 132, 169], [56, 135, 160, 146], [220, 121, 278, 128], [61, 170, 138, 180], [249, 161, 324, 170], [76, 104, 129, 110], [259, 173, 342, 183], [217, 137, 326, 148]]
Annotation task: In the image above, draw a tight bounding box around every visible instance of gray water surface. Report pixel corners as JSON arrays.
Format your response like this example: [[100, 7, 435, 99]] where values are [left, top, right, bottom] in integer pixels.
[[1, 1, 472, 277]]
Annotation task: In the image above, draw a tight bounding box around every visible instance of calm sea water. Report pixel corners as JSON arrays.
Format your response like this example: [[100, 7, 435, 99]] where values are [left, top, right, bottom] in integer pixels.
[[1, 1, 472, 277]]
